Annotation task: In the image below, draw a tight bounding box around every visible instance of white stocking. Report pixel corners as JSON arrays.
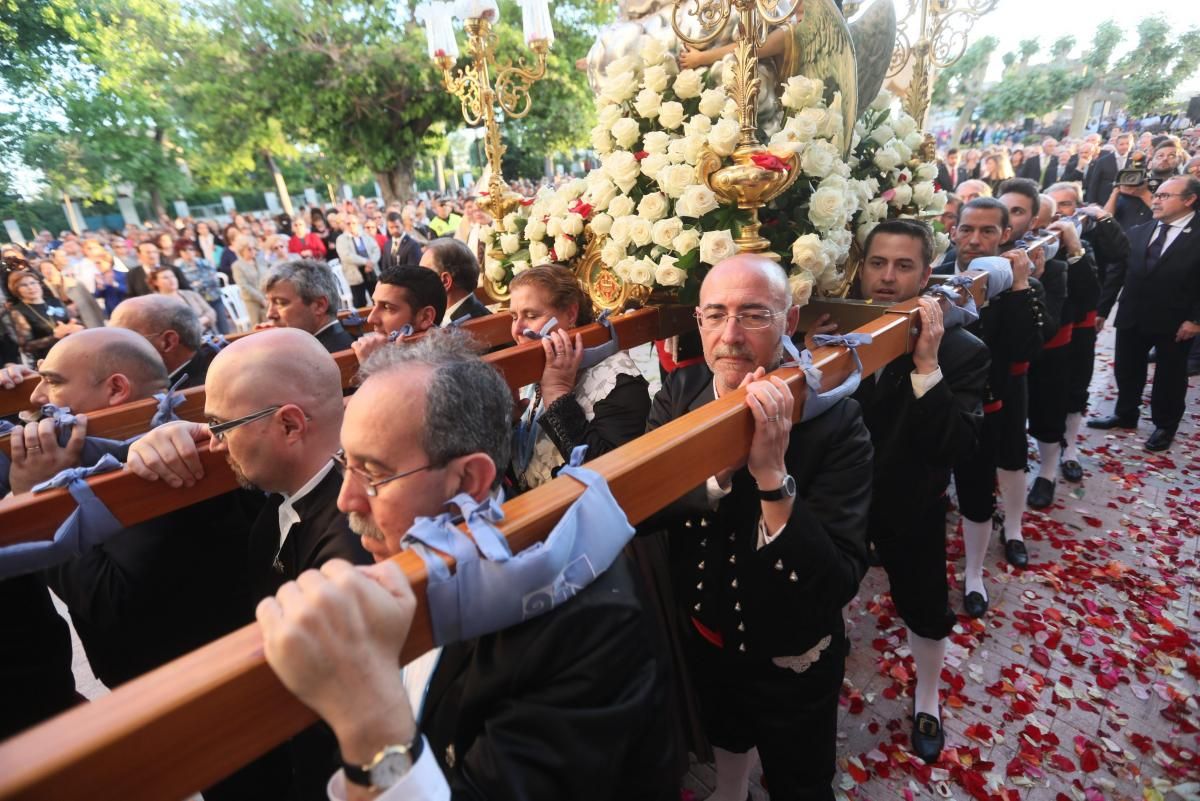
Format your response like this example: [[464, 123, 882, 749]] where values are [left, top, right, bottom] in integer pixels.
[[962, 518, 991, 598], [706, 747, 754, 801], [996, 468, 1026, 543], [908, 631, 946, 720], [1062, 412, 1083, 462], [1036, 440, 1060, 481]]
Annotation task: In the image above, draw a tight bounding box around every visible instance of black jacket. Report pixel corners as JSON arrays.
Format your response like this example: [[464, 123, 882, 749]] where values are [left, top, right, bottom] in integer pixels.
[[171, 341, 222, 389], [380, 234, 424, 272], [418, 555, 675, 801], [447, 294, 492, 324], [645, 363, 873, 657], [315, 320, 355, 353], [1085, 150, 1119, 205], [1099, 217, 1200, 334], [127, 264, 192, 297], [855, 327, 988, 531]]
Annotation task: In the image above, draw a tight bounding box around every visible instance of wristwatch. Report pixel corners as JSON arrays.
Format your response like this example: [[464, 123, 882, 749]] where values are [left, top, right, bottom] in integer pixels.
[[758, 474, 796, 501], [343, 736, 424, 789]]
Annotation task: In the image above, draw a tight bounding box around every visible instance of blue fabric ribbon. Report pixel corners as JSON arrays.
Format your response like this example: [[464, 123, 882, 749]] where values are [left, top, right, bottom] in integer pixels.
[[963, 257, 1014, 299], [519, 316, 559, 340], [402, 445, 635, 646], [151, 373, 189, 428], [0, 420, 13, 435], [521, 311, 621, 371], [201, 332, 230, 351], [32, 452, 123, 493], [798, 332, 873, 422], [342, 312, 366, 327], [925, 282, 980, 330], [386, 323, 415, 343]]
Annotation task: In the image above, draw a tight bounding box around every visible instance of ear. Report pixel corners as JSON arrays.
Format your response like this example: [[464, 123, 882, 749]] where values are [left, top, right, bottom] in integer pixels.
[[312, 295, 331, 319], [440, 271, 453, 293], [106, 374, 134, 406], [562, 302, 580, 330], [416, 305, 438, 331], [784, 303, 800, 336], [160, 330, 181, 354], [278, 404, 308, 443], [919, 265, 934, 290], [446, 452, 498, 504]]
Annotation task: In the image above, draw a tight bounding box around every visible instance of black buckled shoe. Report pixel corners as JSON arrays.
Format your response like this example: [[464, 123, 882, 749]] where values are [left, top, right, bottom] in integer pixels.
[[1004, 538, 1029, 568], [1145, 428, 1176, 452], [1026, 477, 1055, 510], [912, 713, 945, 763], [1060, 459, 1083, 482], [964, 589, 989, 618], [1086, 415, 1137, 430]]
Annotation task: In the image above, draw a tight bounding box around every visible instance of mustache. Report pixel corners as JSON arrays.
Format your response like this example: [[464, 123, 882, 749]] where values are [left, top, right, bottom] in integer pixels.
[[711, 345, 756, 361], [348, 512, 387, 542]]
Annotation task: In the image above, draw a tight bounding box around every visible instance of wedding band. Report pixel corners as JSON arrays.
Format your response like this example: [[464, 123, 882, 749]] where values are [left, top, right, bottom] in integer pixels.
[[26, 444, 42, 451], [766, 415, 779, 422]]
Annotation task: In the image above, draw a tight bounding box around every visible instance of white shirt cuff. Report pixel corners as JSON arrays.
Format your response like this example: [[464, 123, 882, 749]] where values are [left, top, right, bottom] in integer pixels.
[[327, 738, 450, 801], [705, 474, 732, 508], [909, 367, 943, 400], [756, 515, 786, 550]]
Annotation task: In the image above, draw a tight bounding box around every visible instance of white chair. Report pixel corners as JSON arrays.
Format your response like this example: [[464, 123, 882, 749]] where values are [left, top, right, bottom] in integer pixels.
[[216, 275, 252, 332], [325, 258, 355, 311]]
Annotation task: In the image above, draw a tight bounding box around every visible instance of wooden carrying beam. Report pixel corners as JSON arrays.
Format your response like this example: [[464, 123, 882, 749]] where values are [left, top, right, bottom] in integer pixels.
[[2, 311, 528, 458], [0, 305, 695, 548], [0, 300, 919, 801]]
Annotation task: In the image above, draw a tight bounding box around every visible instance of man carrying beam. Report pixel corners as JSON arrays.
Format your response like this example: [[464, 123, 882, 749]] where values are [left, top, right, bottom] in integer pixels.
[[646, 255, 874, 801]]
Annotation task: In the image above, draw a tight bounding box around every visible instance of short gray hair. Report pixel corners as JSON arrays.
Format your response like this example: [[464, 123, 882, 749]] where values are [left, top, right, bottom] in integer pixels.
[[264, 259, 340, 319], [117, 294, 202, 351], [358, 328, 511, 486], [1045, 181, 1083, 204], [424, 238, 480, 293]]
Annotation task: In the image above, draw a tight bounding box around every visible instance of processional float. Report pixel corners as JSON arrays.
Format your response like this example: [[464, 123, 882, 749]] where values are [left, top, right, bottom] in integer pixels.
[[0, 0, 1005, 797]]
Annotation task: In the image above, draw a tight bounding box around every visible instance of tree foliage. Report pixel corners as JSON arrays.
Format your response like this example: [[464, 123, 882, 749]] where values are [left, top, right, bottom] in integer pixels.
[[1113, 17, 1200, 115]]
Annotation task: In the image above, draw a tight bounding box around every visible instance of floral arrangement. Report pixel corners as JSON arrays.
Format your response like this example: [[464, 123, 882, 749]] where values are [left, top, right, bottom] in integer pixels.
[[479, 42, 947, 306]]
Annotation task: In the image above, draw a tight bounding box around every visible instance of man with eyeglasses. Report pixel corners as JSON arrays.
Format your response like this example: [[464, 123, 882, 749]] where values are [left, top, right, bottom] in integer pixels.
[[111, 294, 221, 389], [126, 327, 371, 799], [246, 329, 673, 800], [645, 254, 873, 800], [1090, 176, 1200, 451]]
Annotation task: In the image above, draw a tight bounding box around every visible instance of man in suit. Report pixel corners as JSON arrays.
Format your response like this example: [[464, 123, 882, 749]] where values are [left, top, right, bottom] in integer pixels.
[[351, 265, 447, 365], [419, 238, 490, 325], [647, 255, 873, 799], [335, 217, 382, 308], [254, 329, 674, 800], [127, 240, 191, 297], [1089, 176, 1200, 451], [111, 294, 220, 389], [936, 148, 964, 191], [812, 220, 988, 763], [933, 198, 1043, 616], [381, 211, 423, 272], [126, 327, 373, 800], [263, 259, 357, 352]]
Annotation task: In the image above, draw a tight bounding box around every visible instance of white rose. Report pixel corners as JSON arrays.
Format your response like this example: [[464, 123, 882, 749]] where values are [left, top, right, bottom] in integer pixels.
[[672, 227, 701, 255], [600, 71, 638, 104], [634, 88, 662, 119], [892, 114, 917, 138], [849, 178, 876, 208], [608, 215, 635, 246], [684, 114, 712, 137], [890, 183, 913, 207], [856, 220, 878, 247], [642, 64, 670, 94], [651, 216, 684, 249], [655, 254, 688, 287], [673, 68, 704, 99], [611, 117, 641, 150], [528, 241, 551, 266], [667, 137, 689, 164], [868, 123, 894, 146], [781, 74, 823, 110], [641, 152, 671, 180], [485, 259, 506, 282], [590, 213, 614, 237], [816, 256, 842, 292], [554, 234, 578, 261], [637, 192, 669, 222], [699, 88, 726, 118], [640, 36, 669, 68], [784, 112, 818, 143], [796, 108, 831, 139], [934, 231, 950, 260], [767, 135, 802, 159], [708, 118, 741, 157], [873, 146, 901, 172], [499, 232, 520, 255], [608, 194, 635, 219], [818, 173, 848, 193], [927, 191, 948, 214], [721, 98, 738, 119], [698, 230, 736, 266], [590, 124, 613, 155], [869, 89, 894, 111], [629, 258, 655, 287], [643, 130, 671, 155], [915, 162, 938, 183], [562, 212, 585, 236], [586, 179, 620, 211], [866, 198, 888, 221], [597, 103, 624, 129], [656, 163, 695, 198], [545, 216, 563, 238], [788, 269, 815, 306], [657, 101, 685, 130], [502, 212, 520, 233], [561, 179, 586, 201], [790, 233, 826, 272], [600, 236, 625, 266], [613, 257, 637, 282], [911, 181, 935, 208], [904, 131, 925, 152], [525, 218, 547, 242], [602, 151, 641, 193], [628, 218, 653, 247], [808, 186, 848, 231], [677, 184, 719, 218], [893, 139, 912, 162], [683, 134, 708, 166], [801, 139, 839, 178], [546, 194, 569, 218], [605, 54, 639, 78]]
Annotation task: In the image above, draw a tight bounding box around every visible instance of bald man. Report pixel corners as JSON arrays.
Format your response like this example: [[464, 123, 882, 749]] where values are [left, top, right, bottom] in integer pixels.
[[23, 327, 168, 418], [111, 294, 221, 389], [125, 328, 370, 800], [647, 255, 873, 800]]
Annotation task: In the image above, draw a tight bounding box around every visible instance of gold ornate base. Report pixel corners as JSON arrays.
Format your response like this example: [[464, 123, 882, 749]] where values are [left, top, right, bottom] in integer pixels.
[[697, 144, 801, 259], [573, 234, 651, 314]]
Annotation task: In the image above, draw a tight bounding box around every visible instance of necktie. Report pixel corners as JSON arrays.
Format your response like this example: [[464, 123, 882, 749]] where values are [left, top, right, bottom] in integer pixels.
[[1144, 223, 1171, 272]]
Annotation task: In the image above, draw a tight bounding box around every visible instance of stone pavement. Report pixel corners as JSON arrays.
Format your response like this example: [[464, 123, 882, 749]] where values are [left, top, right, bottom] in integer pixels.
[[685, 325, 1200, 801]]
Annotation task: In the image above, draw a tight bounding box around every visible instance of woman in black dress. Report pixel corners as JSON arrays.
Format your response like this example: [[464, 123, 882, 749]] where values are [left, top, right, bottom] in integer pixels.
[[6, 270, 83, 361]]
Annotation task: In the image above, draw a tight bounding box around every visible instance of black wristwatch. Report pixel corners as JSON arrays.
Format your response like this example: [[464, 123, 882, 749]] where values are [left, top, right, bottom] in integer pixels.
[[758, 474, 796, 501], [343, 735, 424, 789]]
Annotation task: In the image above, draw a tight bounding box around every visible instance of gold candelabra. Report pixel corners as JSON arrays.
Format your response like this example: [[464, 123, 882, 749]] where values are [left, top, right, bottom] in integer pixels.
[[435, 16, 549, 224], [887, 0, 998, 126], [671, 0, 801, 260]]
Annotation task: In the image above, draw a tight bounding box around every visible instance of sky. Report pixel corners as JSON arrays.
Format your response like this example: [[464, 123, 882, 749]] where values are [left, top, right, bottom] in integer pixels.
[[899, 0, 1200, 94]]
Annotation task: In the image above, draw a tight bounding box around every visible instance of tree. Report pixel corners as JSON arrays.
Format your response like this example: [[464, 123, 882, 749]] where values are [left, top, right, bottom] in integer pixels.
[[1050, 36, 1075, 60], [1082, 20, 1122, 75], [1114, 17, 1200, 115], [931, 36, 997, 143]]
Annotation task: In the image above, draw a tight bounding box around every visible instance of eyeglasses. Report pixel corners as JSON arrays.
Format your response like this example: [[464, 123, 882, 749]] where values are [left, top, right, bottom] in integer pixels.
[[332, 449, 435, 497], [694, 309, 785, 330], [1152, 192, 1190, 200], [207, 405, 282, 441]]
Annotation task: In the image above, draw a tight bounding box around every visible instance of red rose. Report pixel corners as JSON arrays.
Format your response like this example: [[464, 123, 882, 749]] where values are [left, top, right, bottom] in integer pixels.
[[570, 200, 594, 218], [634, 150, 649, 161], [750, 152, 789, 172]]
